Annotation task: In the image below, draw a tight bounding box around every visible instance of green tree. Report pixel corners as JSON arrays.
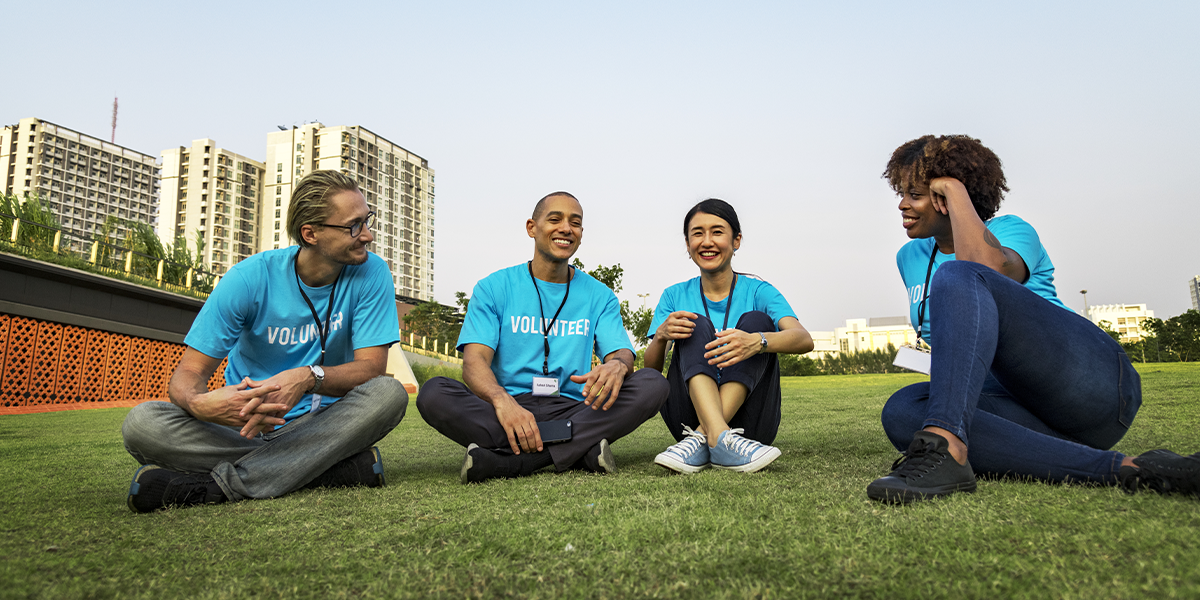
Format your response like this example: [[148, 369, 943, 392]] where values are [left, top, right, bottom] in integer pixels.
[[403, 300, 465, 346], [0, 192, 60, 249], [1145, 310, 1200, 362], [572, 258, 654, 347], [1097, 320, 1122, 343], [778, 353, 823, 376]]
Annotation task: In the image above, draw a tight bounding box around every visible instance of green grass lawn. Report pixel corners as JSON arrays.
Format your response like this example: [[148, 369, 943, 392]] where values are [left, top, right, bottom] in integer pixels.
[[1, 364, 1198, 599]]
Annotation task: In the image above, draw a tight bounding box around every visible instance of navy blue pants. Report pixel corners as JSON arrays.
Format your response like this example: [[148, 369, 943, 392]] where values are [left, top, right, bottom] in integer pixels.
[[882, 260, 1141, 483], [661, 311, 782, 444]]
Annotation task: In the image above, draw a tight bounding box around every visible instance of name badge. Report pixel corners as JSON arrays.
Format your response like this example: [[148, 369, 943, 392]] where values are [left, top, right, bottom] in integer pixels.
[[532, 376, 560, 397], [893, 345, 931, 375]]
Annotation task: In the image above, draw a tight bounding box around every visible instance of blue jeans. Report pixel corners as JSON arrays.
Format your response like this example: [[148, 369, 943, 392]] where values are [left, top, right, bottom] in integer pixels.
[[881, 261, 1141, 483], [122, 376, 408, 500]]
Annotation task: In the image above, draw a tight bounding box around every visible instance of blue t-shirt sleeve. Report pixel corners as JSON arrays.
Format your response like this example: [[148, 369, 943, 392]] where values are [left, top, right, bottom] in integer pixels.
[[457, 277, 501, 351], [645, 286, 678, 340], [593, 287, 634, 358], [184, 266, 254, 360], [349, 258, 401, 350], [988, 216, 1042, 281], [754, 282, 797, 327]]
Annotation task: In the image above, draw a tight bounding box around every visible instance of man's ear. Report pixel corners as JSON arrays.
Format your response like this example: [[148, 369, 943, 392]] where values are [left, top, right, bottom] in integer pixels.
[[526, 218, 536, 239], [300, 223, 320, 246]]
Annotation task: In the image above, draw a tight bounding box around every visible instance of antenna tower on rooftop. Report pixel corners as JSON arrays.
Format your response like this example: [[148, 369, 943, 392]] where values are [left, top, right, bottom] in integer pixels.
[[111, 96, 118, 143]]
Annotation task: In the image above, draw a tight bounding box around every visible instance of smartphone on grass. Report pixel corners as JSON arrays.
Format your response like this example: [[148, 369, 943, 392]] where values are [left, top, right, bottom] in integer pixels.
[[538, 419, 573, 443]]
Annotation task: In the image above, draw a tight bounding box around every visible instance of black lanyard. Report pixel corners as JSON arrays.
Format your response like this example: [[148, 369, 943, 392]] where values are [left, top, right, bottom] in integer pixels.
[[295, 251, 340, 366], [914, 244, 939, 342], [700, 273, 738, 333], [528, 262, 572, 376]]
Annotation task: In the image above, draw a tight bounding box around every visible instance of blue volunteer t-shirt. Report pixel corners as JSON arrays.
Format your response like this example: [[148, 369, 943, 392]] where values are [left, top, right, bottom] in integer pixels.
[[647, 274, 797, 337], [185, 247, 400, 422], [457, 264, 633, 402], [897, 214, 1069, 346]]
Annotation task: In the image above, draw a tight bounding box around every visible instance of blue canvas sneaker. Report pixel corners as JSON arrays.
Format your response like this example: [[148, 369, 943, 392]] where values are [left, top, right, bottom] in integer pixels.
[[709, 428, 781, 473], [654, 426, 710, 473]]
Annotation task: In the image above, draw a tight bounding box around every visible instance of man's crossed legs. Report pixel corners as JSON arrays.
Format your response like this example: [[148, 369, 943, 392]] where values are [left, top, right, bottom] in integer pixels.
[[417, 369, 668, 482], [122, 376, 408, 511]]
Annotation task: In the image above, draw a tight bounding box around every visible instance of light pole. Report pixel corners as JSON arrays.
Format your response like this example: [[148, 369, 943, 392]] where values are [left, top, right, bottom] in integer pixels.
[[1080, 289, 1089, 320], [637, 293, 649, 308]]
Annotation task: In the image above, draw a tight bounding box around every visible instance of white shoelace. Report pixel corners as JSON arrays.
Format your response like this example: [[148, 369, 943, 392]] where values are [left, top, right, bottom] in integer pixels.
[[665, 425, 706, 458], [720, 428, 763, 457]]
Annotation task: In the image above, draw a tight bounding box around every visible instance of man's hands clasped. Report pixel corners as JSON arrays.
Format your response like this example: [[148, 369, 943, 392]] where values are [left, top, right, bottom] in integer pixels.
[[187, 367, 314, 439]]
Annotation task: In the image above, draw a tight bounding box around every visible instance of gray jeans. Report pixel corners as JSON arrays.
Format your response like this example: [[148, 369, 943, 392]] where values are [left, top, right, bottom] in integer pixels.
[[122, 376, 408, 501]]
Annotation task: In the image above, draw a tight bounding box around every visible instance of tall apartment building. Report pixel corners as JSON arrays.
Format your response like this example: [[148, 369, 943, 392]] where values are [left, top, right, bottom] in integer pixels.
[[264, 123, 436, 301], [1088, 303, 1154, 343], [0, 117, 159, 242], [159, 140, 264, 275], [1190, 275, 1200, 312]]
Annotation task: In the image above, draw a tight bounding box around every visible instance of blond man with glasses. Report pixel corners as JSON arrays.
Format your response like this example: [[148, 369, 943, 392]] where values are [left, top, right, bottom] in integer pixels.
[[123, 170, 408, 512]]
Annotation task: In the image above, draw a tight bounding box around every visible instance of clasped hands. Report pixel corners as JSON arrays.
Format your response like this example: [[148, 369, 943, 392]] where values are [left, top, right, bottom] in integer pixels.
[[188, 368, 312, 439]]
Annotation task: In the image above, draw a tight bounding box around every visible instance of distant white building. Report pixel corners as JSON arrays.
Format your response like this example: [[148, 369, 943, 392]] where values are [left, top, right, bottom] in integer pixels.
[[1088, 303, 1154, 343], [808, 317, 919, 359], [1190, 275, 1199, 312]]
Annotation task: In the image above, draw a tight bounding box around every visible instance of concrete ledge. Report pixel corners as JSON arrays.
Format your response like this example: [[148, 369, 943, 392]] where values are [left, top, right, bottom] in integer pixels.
[[0, 252, 203, 343]]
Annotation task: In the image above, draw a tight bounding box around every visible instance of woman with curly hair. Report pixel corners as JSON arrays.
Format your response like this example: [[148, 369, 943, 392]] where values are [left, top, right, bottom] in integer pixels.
[[868, 134, 1199, 504], [645, 199, 814, 473]]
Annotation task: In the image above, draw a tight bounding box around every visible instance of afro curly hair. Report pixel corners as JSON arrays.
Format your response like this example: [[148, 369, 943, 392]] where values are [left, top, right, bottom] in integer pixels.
[[883, 135, 1009, 221]]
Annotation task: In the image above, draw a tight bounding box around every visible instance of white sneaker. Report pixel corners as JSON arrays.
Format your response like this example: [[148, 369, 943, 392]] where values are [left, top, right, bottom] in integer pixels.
[[654, 426, 710, 474]]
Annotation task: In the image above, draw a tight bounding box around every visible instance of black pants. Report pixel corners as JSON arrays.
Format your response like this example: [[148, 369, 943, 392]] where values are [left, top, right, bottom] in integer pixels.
[[417, 369, 668, 470], [661, 311, 782, 444]]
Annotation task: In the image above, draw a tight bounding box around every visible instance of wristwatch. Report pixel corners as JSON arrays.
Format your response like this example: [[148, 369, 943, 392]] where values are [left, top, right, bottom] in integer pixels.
[[307, 365, 325, 394], [758, 332, 768, 353]]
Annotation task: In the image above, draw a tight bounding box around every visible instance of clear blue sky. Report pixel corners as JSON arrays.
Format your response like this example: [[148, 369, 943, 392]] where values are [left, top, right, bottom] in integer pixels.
[[7, 1, 1198, 331]]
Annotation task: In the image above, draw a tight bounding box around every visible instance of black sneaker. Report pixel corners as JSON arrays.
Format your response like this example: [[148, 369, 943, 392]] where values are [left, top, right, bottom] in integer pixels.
[[127, 465, 227, 513], [460, 444, 554, 483], [580, 439, 616, 474], [303, 447, 385, 490], [1119, 450, 1200, 499], [461, 443, 512, 484], [867, 431, 977, 504]]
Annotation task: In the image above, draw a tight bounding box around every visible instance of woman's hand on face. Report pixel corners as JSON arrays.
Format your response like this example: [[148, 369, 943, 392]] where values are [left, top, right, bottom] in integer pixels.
[[704, 329, 761, 369], [927, 177, 968, 216], [654, 311, 698, 342]]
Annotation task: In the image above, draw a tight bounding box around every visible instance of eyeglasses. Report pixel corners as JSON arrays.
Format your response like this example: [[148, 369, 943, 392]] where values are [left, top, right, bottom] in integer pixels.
[[321, 212, 375, 237]]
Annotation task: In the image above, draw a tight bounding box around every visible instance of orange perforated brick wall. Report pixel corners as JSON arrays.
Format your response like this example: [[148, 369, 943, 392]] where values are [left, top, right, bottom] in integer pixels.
[[0, 314, 227, 415]]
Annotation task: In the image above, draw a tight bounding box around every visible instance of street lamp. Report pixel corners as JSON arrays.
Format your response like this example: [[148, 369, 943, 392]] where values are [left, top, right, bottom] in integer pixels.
[[1080, 289, 1089, 319], [637, 293, 649, 308]]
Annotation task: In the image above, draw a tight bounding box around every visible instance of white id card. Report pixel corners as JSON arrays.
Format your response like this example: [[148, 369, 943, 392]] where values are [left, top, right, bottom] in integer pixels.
[[532, 376, 561, 397], [893, 346, 932, 375]]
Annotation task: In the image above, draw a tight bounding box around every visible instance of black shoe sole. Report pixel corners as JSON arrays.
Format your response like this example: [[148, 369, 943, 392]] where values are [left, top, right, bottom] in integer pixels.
[[867, 477, 977, 505]]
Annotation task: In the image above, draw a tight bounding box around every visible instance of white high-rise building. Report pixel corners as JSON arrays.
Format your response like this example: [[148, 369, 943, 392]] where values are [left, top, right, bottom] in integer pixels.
[[263, 124, 436, 301], [1190, 275, 1199, 312], [0, 117, 159, 242], [159, 140, 264, 274], [1088, 303, 1154, 343]]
